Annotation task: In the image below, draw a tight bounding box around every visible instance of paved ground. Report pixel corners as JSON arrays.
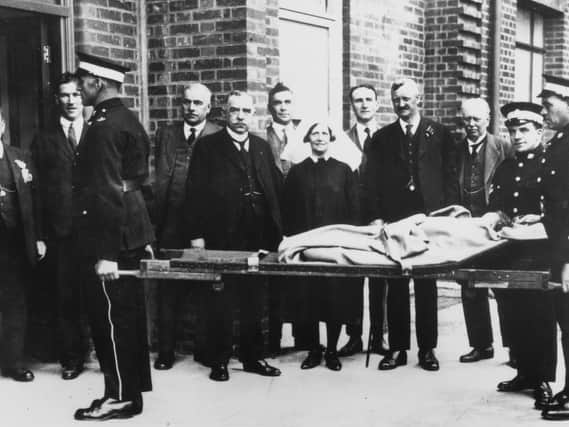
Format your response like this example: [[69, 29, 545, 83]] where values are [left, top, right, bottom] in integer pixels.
[[2, 286, 565, 427]]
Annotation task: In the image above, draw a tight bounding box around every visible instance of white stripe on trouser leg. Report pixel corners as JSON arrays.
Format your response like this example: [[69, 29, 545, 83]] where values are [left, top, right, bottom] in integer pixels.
[[101, 279, 123, 400]]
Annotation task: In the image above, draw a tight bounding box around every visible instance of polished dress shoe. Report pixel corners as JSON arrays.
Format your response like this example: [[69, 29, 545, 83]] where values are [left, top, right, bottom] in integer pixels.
[[62, 364, 84, 380], [534, 382, 553, 410], [154, 352, 175, 370], [378, 350, 407, 370], [74, 396, 142, 421], [1, 368, 34, 382], [301, 349, 323, 370], [324, 351, 342, 371], [459, 347, 494, 363], [542, 390, 569, 420], [418, 349, 440, 371], [497, 375, 533, 392], [209, 363, 229, 381], [243, 360, 281, 377], [337, 338, 363, 357]]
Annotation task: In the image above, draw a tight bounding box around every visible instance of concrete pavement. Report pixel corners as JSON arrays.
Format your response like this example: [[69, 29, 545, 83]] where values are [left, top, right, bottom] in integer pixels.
[[2, 290, 565, 427]]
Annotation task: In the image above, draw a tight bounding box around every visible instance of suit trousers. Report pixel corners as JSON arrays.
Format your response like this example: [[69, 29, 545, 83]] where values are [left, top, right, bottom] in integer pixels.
[[49, 236, 86, 366], [460, 285, 493, 349], [347, 279, 385, 348], [0, 245, 28, 370], [203, 276, 266, 365], [385, 278, 438, 351], [555, 293, 569, 388], [79, 248, 151, 401]]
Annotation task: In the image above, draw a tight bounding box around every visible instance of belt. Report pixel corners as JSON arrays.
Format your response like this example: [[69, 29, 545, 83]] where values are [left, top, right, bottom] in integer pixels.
[[122, 179, 142, 192]]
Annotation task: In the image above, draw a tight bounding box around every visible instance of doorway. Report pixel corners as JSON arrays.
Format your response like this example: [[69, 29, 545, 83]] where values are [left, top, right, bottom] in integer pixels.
[[0, 6, 62, 149]]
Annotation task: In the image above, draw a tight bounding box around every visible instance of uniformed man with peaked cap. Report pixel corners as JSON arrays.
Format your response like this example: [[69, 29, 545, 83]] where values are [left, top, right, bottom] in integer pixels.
[[485, 102, 556, 411], [537, 76, 569, 421], [72, 51, 154, 421]]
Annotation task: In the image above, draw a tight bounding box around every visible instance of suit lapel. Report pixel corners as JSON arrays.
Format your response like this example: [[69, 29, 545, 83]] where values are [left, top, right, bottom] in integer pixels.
[[56, 125, 75, 160], [416, 118, 428, 160], [249, 137, 268, 193], [220, 130, 246, 171], [458, 139, 467, 191], [483, 134, 500, 190]]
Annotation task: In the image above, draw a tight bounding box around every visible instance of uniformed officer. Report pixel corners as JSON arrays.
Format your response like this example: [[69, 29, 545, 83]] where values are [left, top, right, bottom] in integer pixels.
[[483, 102, 556, 411], [72, 52, 154, 421], [538, 78, 569, 421]]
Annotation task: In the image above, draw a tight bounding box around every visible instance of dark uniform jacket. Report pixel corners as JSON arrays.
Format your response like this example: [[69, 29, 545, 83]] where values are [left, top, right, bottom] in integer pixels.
[[31, 120, 88, 239], [364, 117, 459, 222], [457, 133, 512, 206], [542, 126, 569, 281], [2, 144, 39, 266], [153, 121, 220, 249], [185, 128, 283, 250], [72, 98, 155, 261]]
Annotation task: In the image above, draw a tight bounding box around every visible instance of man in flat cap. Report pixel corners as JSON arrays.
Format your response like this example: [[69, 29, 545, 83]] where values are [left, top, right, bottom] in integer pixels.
[[363, 78, 459, 372], [484, 102, 555, 411], [72, 52, 154, 421], [537, 78, 569, 420]]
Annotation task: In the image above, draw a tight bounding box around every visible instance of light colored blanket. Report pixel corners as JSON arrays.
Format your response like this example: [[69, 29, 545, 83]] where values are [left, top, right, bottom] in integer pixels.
[[278, 209, 546, 271]]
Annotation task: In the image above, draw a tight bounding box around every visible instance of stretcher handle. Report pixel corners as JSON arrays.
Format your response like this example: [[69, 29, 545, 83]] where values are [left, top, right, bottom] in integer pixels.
[[118, 269, 140, 277]]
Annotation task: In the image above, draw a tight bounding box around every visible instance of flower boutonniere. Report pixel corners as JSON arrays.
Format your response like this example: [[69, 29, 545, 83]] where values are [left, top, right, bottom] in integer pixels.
[[14, 159, 33, 183], [424, 125, 435, 139]]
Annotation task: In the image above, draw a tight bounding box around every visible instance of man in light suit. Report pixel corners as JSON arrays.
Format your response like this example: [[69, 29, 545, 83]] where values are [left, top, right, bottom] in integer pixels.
[[364, 78, 459, 371], [153, 83, 220, 370], [31, 72, 88, 380], [340, 84, 387, 358], [186, 91, 283, 382], [456, 98, 512, 364]]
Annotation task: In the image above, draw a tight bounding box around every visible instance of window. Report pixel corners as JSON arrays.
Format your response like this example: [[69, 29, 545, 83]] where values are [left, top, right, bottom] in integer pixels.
[[278, 1, 342, 124], [515, 7, 544, 101]]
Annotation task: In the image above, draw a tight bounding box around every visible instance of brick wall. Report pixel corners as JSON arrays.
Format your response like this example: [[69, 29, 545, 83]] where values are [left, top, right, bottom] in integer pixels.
[[74, 0, 142, 111], [544, 3, 569, 80], [343, 0, 426, 128]]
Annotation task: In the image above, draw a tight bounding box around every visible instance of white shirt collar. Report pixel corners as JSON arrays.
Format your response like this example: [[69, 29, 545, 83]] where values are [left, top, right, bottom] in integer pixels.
[[60, 116, 84, 139], [310, 153, 330, 163], [271, 121, 294, 139], [398, 116, 421, 135], [467, 134, 487, 154], [184, 120, 206, 140], [356, 121, 378, 145], [226, 127, 249, 151]]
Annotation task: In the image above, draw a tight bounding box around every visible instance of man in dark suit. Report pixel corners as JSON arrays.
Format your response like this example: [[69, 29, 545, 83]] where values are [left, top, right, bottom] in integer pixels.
[[31, 72, 88, 380], [364, 78, 459, 371], [456, 98, 512, 364], [186, 90, 283, 382], [0, 108, 45, 382], [153, 83, 220, 370], [73, 52, 154, 421], [340, 84, 387, 358]]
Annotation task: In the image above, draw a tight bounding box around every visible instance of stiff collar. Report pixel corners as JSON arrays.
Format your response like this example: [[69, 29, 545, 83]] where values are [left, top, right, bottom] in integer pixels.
[[184, 120, 206, 140], [310, 153, 330, 163], [60, 116, 84, 136], [398, 116, 421, 136], [226, 127, 249, 151]]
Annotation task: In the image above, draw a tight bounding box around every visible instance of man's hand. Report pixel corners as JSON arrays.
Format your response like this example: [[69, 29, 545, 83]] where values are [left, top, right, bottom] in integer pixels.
[[191, 238, 205, 249], [36, 240, 47, 260], [514, 214, 541, 225], [95, 259, 119, 282], [144, 244, 155, 259], [562, 263, 569, 293]]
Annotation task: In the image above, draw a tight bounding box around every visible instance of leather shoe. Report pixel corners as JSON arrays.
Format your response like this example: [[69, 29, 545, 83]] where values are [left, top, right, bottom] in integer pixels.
[[301, 349, 323, 370], [324, 351, 342, 371], [378, 350, 407, 370], [497, 375, 533, 392], [418, 349, 440, 371], [62, 364, 83, 380], [243, 360, 281, 377], [459, 347, 494, 363], [154, 352, 174, 370], [534, 382, 553, 410], [74, 396, 142, 421], [542, 390, 569, 419], [337, 338, 363, 357], [209, 364, 229, 381], [1, 368, 34, 382]]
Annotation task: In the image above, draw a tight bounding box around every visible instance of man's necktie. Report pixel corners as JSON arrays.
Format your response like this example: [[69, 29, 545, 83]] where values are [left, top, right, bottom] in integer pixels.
[[282, 128, 288, 146], [363, 127, 372, 151], [187, 127, 196, 145], [68, 122, 77, 147], [405, 124, 416, 191]]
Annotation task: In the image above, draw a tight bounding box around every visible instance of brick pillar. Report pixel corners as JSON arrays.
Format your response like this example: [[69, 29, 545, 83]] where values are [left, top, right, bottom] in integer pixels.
[[544, 3, 569, 79], [74, 0, 143, 111]]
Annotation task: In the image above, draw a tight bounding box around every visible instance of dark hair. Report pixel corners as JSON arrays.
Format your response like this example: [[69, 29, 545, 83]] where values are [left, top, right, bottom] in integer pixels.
[[349, 84, 378, 102], [268, 82, 292, 115], [303, 122, 336, 143], [56, 72, 80, 94]]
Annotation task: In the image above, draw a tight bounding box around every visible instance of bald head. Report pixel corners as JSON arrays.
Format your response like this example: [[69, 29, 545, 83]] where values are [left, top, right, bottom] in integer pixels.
[[181, 83, 212, 126], [460, 98, 490, 141]]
